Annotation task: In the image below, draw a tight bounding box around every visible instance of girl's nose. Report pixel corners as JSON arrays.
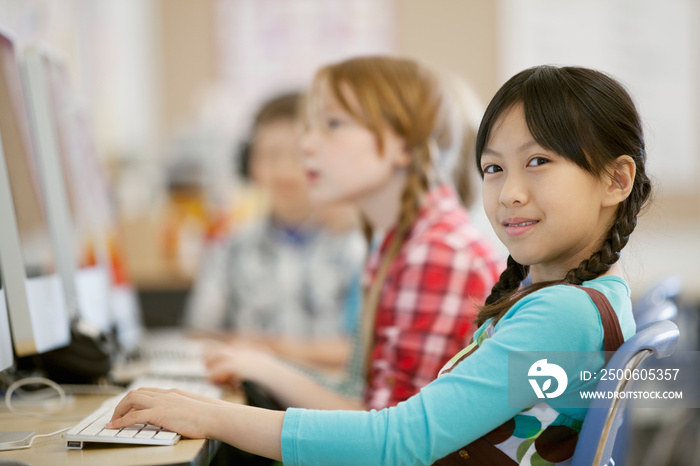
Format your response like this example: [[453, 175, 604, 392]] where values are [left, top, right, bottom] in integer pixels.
[[499, 172, 528, 206], [298, 128, 317, 158]]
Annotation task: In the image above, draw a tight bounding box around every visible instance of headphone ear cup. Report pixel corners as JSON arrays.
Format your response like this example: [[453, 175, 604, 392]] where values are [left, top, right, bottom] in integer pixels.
[[38, 322, 113, 384], [238, 141, 252, 180]]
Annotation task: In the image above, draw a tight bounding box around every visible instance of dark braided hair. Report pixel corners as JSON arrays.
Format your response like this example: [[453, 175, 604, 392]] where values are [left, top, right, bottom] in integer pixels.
[[475, 65, 652, 327], [484, 255, 529, 305]]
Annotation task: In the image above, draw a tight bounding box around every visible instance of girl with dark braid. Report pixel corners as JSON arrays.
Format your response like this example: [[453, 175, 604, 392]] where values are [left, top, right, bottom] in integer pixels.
[[109, 64, 650, 466]]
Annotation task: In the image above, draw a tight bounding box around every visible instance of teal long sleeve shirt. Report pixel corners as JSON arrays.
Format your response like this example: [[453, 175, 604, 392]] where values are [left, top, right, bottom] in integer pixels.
[[280, 276, 635, 466]]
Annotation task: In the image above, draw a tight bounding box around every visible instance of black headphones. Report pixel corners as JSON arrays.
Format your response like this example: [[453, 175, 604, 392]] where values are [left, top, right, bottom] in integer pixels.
[[37, 318, 113, 384], [237, 140, 253, 181]]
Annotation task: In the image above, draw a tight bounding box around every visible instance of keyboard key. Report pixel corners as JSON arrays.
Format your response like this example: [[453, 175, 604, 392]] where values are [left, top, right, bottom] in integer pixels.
[[154, 430, 178, 441], [79, 416, 111, 437], [116, 425, 145, 438], [68, 415, 99, 436], [97, 428, 120, 437], [135, 426, 160, 439]]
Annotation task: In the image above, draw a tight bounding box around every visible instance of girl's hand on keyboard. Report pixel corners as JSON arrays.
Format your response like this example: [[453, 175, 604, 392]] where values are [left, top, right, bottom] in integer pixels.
[[204, 344, 281, 388], [107, 388, 225, 439]]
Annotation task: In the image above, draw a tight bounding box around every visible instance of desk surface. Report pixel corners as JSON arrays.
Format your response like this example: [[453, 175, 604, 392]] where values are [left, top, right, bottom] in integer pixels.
[[0, 391, 243, 466]]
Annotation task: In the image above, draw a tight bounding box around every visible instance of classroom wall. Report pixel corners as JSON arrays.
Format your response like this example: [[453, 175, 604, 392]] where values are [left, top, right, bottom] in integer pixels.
[[157, 0, 216, 139], [396, 0, 499, 105], [153, 0, 501, 147]]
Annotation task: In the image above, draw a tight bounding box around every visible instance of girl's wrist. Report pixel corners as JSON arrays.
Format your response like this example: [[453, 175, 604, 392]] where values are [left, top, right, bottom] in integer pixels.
[[247, 352, 284, 386], [203, 400, 240, 441]]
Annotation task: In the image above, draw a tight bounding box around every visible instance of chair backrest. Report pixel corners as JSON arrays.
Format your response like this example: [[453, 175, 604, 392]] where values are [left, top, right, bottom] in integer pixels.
[[634, 300, 679, 330], [571, 320, 680, 466], [633, 276, 682, 329]]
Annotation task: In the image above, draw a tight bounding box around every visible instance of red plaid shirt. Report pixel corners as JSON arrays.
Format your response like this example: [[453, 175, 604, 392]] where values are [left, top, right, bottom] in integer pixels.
[[363, 186, 503, 409]]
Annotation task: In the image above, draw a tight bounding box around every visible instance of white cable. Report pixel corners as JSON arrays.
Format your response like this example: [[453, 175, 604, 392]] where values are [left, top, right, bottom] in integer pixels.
[[3, 376, 82, 421], [0, 426, 72, 451], [5, 376, 66, 413]]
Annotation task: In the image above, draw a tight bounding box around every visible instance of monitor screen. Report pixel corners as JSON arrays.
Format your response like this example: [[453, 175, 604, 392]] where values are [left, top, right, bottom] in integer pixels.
[[0, 28, 70, 356], [43, 51, 102, 268], [0, 43, 53, 279]]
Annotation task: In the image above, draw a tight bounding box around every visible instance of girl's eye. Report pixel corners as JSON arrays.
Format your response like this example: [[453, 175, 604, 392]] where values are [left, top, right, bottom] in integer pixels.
[[325, 117, 343, 129], [482, 164, 502, 174], [528, 157, 549, 167]]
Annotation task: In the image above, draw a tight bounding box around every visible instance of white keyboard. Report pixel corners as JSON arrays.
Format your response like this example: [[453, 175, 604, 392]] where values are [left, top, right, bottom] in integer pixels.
[[111, 331, 210, 382], [64, 376, 223, 449]]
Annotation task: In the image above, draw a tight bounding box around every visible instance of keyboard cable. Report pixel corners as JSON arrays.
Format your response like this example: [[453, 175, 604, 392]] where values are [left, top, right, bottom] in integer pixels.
[[0, 426, 72, 451], [2, 376, 83, 421]]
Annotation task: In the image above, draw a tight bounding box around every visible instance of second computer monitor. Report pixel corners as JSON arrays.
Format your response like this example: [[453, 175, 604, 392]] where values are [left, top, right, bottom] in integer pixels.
[[0, 27, 71, 357], [21, 45, 112, 334], [38, 49, 144, 353]]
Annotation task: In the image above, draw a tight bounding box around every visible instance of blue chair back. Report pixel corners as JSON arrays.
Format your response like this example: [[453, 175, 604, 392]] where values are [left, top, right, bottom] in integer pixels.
[[633, 276, 681, 329], [634, 300, 678, 330], [571, 320, 680, 466]]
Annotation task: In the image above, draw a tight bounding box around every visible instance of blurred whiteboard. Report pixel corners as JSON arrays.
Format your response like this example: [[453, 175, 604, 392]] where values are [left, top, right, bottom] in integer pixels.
[[498, 0, 699, 193], [213, 0, 397, 134]]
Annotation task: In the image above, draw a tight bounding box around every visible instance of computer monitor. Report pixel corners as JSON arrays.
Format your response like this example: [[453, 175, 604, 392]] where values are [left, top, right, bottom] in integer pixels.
[[0, 27, 71, 357], [38, 48, 144, 353], [20, 44, 112, 334]]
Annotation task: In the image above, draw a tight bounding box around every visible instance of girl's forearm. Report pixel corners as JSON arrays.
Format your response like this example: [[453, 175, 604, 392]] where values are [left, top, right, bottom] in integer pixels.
[[251, 357, 365, 410], [207, 403, 285, 461], [271, 337, 351, 370]]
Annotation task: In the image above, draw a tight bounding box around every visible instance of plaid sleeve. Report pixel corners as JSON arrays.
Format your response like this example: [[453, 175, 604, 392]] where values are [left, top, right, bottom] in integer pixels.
[[365, 239, 498, 410]]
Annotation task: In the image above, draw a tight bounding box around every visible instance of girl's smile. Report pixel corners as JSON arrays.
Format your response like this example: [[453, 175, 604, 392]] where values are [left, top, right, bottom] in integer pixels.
[[304, 167, 320, 184], [502, 217, 539, 236]]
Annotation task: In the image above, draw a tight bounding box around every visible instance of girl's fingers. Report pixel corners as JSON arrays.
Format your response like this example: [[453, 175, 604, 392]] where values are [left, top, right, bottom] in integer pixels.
[[134, 387, 170, 394], [109, 388, 174, 423], [203, 348, 233, 367], [107, 406, 154, 429], [109, 392, 154, 424], [207, 365, 241, 387]]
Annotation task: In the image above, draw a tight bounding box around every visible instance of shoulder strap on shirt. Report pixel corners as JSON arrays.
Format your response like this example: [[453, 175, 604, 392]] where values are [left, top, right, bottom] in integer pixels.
[[360, 236, 403, 381], [569, 284, 625, 353]]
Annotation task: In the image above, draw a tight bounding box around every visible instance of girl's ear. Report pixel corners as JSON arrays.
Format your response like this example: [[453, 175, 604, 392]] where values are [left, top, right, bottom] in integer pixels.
[[602, 155, 636, 207], [384, 132, 411, 168], [394, 144, 411, 168]]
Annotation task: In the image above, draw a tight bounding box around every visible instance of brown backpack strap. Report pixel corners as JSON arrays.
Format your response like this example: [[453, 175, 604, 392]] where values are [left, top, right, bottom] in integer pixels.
[[569, 285, 625, 353]]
